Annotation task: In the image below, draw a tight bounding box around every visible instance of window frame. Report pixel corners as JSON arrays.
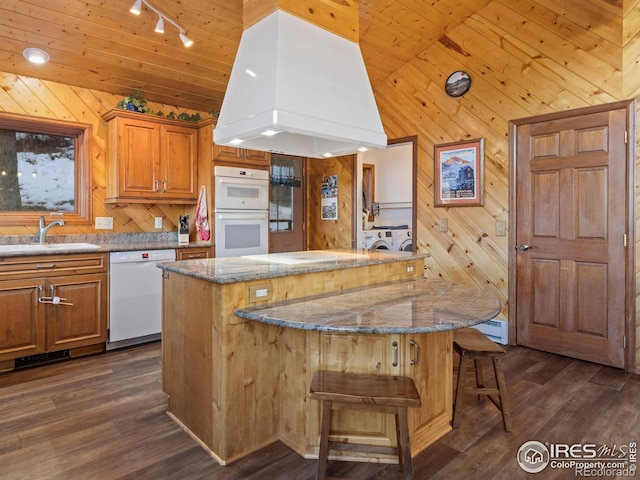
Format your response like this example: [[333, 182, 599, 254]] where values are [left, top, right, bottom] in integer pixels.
[[0, 111, 92, 226]]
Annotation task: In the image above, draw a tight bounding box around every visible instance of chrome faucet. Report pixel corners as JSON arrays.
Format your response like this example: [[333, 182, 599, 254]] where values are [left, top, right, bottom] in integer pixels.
[[38, 215, 65, 244]]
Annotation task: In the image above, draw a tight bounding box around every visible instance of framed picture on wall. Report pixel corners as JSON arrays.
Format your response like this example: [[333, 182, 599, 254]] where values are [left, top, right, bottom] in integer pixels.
[[434, 138, 484, 207], [321, 175, 338, 220]]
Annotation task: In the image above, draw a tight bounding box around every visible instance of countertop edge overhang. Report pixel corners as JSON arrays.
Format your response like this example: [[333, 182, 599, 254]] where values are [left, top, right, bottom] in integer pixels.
[[156, 249, 430, 284], [234, 279, 502, 334], [0, 232, 211, 258]]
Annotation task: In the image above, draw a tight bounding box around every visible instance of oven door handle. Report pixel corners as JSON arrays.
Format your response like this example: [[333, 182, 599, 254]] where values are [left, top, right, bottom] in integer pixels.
[[217, 177, 268, 187]]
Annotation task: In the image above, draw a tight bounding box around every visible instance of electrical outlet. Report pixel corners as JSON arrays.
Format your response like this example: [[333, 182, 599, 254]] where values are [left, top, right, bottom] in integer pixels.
[[249, 283, 272, 302], [154, 217, 163, 229], [95, 217, 113, 230], [495, 221, 506, 237], [438, 218, 448, 232]]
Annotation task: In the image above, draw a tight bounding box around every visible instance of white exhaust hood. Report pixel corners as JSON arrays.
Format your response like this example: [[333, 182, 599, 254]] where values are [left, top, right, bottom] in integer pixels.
[[213, 10, 387, 158]]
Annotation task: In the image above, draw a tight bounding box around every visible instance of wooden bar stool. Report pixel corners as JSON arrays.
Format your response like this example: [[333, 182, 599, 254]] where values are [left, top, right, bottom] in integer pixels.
[[452, 327, 512, 432], [309, 371, 421, 480]]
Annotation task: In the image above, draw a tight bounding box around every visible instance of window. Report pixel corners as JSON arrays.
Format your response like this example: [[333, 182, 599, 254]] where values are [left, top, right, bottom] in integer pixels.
[[0, 112, 92, 225]]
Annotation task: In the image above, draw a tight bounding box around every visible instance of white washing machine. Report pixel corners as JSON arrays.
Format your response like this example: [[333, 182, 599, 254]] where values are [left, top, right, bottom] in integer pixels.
[[362, 229, 393, 250], [392, 229, 412, 251]]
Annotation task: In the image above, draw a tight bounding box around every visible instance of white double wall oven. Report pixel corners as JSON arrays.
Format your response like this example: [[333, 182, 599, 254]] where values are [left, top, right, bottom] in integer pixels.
[[214, 165, 269, 258]]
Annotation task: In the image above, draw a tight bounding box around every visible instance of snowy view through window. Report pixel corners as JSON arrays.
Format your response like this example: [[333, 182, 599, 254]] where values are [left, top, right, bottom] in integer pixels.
[[3, 132, 75, 211]]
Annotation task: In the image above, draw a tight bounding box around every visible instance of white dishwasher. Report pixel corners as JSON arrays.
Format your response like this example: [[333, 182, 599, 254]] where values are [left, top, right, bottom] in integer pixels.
[[107, 249, 176, 350]]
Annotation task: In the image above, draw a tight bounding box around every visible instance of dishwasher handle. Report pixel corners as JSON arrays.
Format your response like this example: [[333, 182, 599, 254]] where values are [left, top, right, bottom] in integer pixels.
[[109, 249, 176, 264]]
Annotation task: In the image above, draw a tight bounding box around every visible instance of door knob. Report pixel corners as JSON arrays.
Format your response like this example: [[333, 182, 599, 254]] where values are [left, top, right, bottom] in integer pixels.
[[518, 244, 535, 251]]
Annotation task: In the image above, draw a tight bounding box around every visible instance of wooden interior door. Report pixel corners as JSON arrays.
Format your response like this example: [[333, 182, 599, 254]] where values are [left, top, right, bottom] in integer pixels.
[[512, 103, 632, 369], [269, 155, 305, 253]]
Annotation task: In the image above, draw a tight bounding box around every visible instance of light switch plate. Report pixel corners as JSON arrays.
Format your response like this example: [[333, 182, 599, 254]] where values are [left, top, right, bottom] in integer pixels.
[[495, 221, 506, 237], [438, 218, 448, 232], [95, 217, 113, 229], [154, 217, 163, 229]]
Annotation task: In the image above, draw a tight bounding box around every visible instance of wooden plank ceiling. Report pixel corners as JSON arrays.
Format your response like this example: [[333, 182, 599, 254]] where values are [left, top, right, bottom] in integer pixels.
[[0, 0, 492, 112]]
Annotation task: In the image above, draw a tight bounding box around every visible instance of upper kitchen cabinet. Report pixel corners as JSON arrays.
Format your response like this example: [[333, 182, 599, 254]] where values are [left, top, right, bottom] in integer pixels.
[[213, 144, 270, 168], [197, 120, 269, 170], [103, 110, 198, 204]]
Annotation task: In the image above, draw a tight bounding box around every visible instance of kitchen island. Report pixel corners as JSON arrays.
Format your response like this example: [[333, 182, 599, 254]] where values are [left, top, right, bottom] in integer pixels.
[[158, 249, 501, 465]]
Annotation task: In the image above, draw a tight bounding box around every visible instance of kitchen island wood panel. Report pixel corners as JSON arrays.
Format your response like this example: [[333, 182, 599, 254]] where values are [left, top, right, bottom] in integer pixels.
[[161, 251, 426, 464], [158, 250, 500, 465]]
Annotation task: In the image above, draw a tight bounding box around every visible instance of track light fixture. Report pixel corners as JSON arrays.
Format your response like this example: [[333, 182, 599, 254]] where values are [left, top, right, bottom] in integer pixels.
[[154, 17, 164, 33], [129, 0, 193, 47]]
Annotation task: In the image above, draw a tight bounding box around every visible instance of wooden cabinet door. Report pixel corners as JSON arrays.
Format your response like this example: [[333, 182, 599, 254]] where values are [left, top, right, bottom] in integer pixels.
[[104, 110, 198, 204], [213, 144, 244, 163], [160, 124, 197, 200], [314, 333, 399, 450], [0, 278, 45, 360], [45, 273, 108, 351], [117, 117, 160, 198], [402, 331, 454, 448], [213, 144, 270, 167], [243, 149, 270, 167]]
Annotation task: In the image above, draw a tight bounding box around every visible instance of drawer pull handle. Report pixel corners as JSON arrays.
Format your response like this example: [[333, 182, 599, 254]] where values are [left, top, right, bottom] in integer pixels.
[[36, 264, 56, 269]]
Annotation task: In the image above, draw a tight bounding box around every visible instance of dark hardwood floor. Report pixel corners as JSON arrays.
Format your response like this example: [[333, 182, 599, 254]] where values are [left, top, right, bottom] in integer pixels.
[[0, 341, 638, 480]]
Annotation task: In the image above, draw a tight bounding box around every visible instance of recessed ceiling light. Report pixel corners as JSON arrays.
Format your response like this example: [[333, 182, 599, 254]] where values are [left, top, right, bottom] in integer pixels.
[[23, 47, 50, 64]]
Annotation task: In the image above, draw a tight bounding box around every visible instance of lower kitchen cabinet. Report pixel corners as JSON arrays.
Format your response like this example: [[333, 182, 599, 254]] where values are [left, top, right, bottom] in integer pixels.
[[402, 331, 454, 447], [177, 247, 211, 260], [0, 253, 108, 367], [0, 278, 46, 359], [316, 333, 399, 448], [313, 331, 454, 453], [44, 272, 108, 351]]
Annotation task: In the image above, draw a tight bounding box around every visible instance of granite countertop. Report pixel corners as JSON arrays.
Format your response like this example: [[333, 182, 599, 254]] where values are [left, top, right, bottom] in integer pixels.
[[235, 279, 501, 334], [0, 232, 211, 257], [157, 249, 429, 284]]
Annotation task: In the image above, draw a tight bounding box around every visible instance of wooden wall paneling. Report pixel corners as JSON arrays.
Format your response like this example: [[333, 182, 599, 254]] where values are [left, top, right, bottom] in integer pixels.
[[0, 74, 24, 113], [482, 28, 615, 108], [509, 0, 622, 63], [452, 17, 584, 113], [306, 156, 354, 250], [481, 1, 622, 98]]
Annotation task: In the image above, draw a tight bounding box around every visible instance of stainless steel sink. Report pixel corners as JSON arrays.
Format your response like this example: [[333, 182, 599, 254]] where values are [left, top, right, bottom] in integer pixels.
[[0, 243, 101, 254]]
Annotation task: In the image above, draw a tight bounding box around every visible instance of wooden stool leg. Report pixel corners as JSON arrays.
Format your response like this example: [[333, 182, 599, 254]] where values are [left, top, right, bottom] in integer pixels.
[[397, 407, 414, 480], [317, 400, 332, 480], [474, 357, 485, 399], [493, 357, 512, 432], [452, 354, 467, 428]]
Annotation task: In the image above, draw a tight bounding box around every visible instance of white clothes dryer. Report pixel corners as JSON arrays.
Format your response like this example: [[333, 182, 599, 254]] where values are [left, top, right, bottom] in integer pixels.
[[392, 229, 412, 251], [362, 229, 393, 250]]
